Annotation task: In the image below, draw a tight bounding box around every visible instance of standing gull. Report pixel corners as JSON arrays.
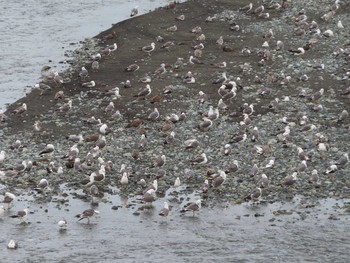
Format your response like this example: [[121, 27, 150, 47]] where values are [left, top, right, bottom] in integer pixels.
[[159, 202, 170, 218], [58, 219, 68, 230], [181, 199, 201, 217], [134, 84, 151, 99], [76, 209, 99, 224], [212, 170, 227, 188]]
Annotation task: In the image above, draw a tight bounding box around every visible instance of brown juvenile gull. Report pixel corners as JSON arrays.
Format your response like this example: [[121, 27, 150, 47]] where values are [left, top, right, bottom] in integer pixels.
[[76, 209, 99, 224], [82, 81, 95, 88], [212, 170, 227, 188], [159, 202, 170, 218], [130, 6, 138, 17], [142, 189, 156, 204], [11, 208, 30, 223], [244, 187, 262, 202], [134, 84, 151, 98], [125, 64, 140, 72], [152, 155, 166, 168], [12, 103, 27, 115], [283, 172, 297, 187], [181, 199, 201, 216], [161, 41, 175, 51]]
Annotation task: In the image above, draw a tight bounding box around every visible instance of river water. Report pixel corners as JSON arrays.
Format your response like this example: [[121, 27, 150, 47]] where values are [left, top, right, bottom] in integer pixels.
[[0, 0, 173, 110]]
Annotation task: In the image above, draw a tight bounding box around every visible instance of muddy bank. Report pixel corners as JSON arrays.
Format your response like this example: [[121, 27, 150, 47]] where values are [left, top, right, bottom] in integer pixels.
[[1, 0, 350, 261]]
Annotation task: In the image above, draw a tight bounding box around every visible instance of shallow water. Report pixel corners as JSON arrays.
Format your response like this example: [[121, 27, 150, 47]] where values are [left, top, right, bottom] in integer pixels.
[[0, 0, 173, 110], [1, 188, 350, 262]]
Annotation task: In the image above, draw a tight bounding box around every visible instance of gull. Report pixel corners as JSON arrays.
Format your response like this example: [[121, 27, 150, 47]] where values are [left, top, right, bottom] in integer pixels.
[[82, 80, 95, 88], [120, 172, 129, 186], [139, 74, 152, 83], [166, 25, 178, 32], [239, 3, 253, 13], [218, 99, 227, 110], [173, 177, 181, 190], [34, 83, 52, 95], [265, 159, 275, 168], [76, 209, 99, 224], [35, 178, 49, 191], [3, 192, 16, 209], [12, 103, 27, 115], [53, 72, 64, 85], [263, 29, 274, 39], [224, 144, 232, 155], [244, 187, 262, 202], [142, 42, 155, 55], [225, 160, 239, 174], [212, 170, 227, 188], [198, 90, 208, 104], [184, 139, 200, 150], [152, 155, 166, 167], [309, 88, 324, 101], [253, 5, 264, 15], [189, 56, 203, 65], [91, 61, 99, 71], [230, 133, 247, 144], [216, 36, 224, 46], [176, 14, 185, 21], [297, 147, 309, 161], [191, 26, 202, 34], [0, 150, 5, 163], [192, 43, 204, 50], [173, 57, 184, 70], [0, 110, 8, 122], [86, 116, 102, 125], [194, 49, 203, 58], [323, 29, 334, 38], [79, 67, 88, 79], [337, 20, 344, 29], [39, 144, 55, 156], [207, 106, 219, 120], [148, 108, 160, 121], [250, 164, 259, 177], [33, 121, 42, 132], [297, 160, 307, 174], [12, 208, 30, 223], [335, 153, 349, 167], [213, 72, 227, 84], [134, 84, 151, 98], [181, 199, 201, 216], [338, 110, 348, 122], [104, 102, 115, 114], [130, 6, 138, 17], [142, 189, 156, 205], [289, 47, 305, 55], [126, 118, 144, 128], [309, 170, 319, 185], [325, 164, 338, 174], [57, 99, 72, 112], [139, 134, 148, 148], [283, 172, 297, 187], [276, 40, 284, 50], [153, 63, 166, 74], [211, 61, 226, 68], [198, 117, 212, 131], [243, 103, 254, 115], [164, 131, 175, 144], [260, 174, 269, 188], [55, 90, 65, 100], [191, 153, 207, 165], [58, 219, 68, 230], [161, 41, 175, 51], [251, 127, 260, 142], [124, 64, 140, 72], [159, 202, 170, 218], [99, 123, 112, 135]]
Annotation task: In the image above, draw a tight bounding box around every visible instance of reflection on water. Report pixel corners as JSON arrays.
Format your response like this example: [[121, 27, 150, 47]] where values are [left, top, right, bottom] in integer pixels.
[[0, 0, 172, 110], [1, 189, 349, 262]]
